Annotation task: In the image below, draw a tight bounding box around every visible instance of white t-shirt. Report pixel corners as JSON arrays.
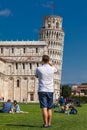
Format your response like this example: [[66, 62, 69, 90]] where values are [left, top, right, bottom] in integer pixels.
[[36, 64, 57, 92]]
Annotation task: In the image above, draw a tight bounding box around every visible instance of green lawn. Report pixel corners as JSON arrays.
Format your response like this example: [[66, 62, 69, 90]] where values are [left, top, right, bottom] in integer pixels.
[[0, 103, 87, 130]]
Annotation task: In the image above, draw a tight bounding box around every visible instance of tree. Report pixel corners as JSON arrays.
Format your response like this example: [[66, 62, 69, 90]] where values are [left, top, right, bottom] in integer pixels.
[[62, 85, 71, 98], [81, 83, 87, 85], [84, 90, 87, 95]]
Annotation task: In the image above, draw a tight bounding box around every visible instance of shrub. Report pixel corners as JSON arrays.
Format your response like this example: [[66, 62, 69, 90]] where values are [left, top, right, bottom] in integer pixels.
[[71, 96, 87, 103]]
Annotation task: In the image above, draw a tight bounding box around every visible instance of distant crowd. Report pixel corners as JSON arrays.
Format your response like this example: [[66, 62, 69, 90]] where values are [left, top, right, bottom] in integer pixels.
[[53, 96, 81, 115], [0, 96, 81, 115]]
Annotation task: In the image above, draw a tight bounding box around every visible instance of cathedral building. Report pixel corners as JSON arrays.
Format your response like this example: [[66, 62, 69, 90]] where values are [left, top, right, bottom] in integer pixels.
[[0, 15, 64, 102]]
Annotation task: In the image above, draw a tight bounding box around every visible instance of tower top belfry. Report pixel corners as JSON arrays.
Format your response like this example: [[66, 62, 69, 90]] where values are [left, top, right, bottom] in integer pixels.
[[43, 15, 63, 30]]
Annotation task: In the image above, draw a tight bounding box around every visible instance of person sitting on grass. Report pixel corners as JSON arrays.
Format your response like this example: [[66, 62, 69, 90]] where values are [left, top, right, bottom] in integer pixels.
[[0, 99, 12, 113], [12, 100, 21, 113], [69, 105, 78, 114], [74, 99, 81, 107], [59, 96, 65, 106], [10, 100, 28, 114]]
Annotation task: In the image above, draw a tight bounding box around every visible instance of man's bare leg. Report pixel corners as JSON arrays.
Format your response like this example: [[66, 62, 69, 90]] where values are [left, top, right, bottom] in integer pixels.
[[42, 108, 48, 126], [47, 109, 52, 126]]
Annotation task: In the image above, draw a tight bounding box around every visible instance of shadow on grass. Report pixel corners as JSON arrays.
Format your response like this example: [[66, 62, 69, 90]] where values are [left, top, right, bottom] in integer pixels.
[[5, 124, 41, 128]]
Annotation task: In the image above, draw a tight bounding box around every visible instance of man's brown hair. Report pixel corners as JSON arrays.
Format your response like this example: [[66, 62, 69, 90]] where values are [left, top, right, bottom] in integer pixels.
[[42, 55, 50, 63]]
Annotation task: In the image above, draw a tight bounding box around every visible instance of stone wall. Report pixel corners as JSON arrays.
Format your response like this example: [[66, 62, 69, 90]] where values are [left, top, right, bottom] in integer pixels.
[[0, 41, 47, 102]]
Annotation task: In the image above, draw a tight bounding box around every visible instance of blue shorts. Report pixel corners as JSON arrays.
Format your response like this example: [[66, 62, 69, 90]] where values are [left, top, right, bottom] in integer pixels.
[[38, 92, 53, 109]]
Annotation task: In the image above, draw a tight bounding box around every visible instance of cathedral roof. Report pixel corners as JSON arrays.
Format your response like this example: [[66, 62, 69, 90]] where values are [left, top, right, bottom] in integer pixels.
[[0, 56, 42, 63], [0, 41, 46, 46]]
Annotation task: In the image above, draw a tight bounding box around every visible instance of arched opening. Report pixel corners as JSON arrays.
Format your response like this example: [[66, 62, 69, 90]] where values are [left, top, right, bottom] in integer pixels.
[[56, 22, 59, 28], [30, 93, 34, 101], [17, 79, 20, 87]]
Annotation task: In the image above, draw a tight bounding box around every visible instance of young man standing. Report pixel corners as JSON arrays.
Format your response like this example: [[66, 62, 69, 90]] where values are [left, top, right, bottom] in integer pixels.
[[35, 55, 57, 128]]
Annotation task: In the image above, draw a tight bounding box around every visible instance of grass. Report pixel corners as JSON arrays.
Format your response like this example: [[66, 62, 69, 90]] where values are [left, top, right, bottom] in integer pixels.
[[0, 103, 87, 130]]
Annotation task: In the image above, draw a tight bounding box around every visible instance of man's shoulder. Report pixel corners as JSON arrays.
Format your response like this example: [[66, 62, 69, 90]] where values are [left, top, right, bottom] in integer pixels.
[[6, 102, 12, 105], [36, 66, 43, 70]]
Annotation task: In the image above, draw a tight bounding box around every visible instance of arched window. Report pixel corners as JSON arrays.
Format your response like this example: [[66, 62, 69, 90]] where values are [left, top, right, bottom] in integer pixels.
[[30, 93, 34, 101], [1, 48, 3, 53], [23, 48, 25, 53], [30, 63, 32, 69], [36, 48, 38, 53], [12, 48, 14, 53], [56, 32, 58, 38], [53, 18, 55, 23], [48, 24, 51, 28], [17, 79, 20, 87], [16, 63, 18, 69], [47, 31, 48, 37], [52, 31, 53, 36], [22, 63, 25, 69], [56, 22, 59, 28]]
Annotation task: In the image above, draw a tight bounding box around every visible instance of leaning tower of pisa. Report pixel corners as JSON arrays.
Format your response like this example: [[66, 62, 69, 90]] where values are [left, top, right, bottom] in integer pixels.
[[39, 15, 65, 100]]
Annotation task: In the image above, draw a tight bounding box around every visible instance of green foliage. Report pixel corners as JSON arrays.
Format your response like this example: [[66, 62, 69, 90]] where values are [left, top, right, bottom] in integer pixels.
[[62, 84, 71, 98], [71, 96, 87, 103], [84, 90, 87, 95], [0, 103, 87, 130], [81, 83, 87, 85]]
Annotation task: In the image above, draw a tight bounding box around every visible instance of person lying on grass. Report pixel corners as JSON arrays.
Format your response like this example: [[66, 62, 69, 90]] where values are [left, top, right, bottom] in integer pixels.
[[69, 105, 78, 114], [54, 104, 78, 115], [54, 105, 69, 114]]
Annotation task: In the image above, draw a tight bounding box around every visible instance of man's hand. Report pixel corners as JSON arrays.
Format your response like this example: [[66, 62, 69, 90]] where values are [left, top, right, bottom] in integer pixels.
[[48, 62, 53, 66]]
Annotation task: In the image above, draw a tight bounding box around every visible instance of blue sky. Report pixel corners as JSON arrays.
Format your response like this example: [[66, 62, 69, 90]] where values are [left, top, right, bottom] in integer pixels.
[[0, 0, 87, 84]]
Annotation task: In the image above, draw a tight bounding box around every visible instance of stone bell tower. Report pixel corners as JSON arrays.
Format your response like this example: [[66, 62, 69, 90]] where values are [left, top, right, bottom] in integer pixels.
[[39, 15, 65, 100]]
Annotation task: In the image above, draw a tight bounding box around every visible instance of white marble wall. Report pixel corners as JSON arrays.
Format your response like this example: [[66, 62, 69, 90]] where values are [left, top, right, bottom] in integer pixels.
[[0, 41, 47, 102]]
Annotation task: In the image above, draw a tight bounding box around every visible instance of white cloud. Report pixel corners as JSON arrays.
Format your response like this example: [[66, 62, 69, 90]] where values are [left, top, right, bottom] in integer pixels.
[[42, 1, 54, 8], [0, 9, 11, 16]]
